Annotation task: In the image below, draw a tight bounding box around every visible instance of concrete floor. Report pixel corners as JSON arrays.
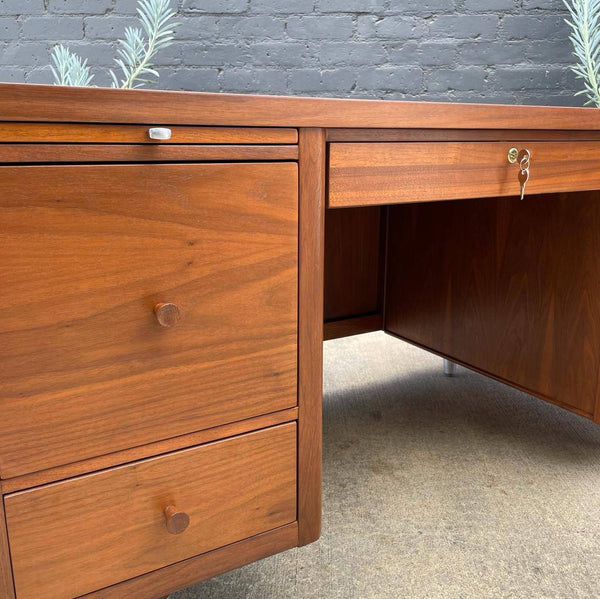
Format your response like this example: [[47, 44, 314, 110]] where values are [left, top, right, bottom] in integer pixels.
[[173, 332, 600, 599]]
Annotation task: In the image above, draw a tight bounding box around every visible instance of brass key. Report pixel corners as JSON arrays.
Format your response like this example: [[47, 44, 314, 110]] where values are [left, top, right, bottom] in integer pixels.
[[519, 168, 529, 201], [516, 149, 531, 201]]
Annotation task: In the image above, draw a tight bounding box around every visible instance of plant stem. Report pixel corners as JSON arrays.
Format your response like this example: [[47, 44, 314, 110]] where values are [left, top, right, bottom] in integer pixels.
[[580, 0, 600, 106], [121, 14, 159, 88]]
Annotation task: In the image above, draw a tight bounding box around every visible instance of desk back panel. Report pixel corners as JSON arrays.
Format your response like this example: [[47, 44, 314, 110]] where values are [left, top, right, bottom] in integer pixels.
[[385, 192, 600, 420], [324, 206, 385, 322]]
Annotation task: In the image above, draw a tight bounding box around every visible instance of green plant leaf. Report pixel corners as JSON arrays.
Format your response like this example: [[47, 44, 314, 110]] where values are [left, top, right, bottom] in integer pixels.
[[564, 0, 600, 107]]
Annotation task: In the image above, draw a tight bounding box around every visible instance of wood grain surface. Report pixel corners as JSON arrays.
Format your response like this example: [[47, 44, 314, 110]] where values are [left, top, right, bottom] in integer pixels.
[[5, 423, 297, 599], [0, 122, 297, 144], [298, 129, 325, 546], [0, 143, 299, 162], [0, 162, 298, 478], [323, 314, 383, 341], [326, 128, 600, 142], [1, 83, 600, 129], [329, 141, 600, 208], [81, 523, 298, 599], [324, 206, 385, 321], [385, 192, 600, 417], [1, 407, 298, 494], [0, 484, 15, 599]]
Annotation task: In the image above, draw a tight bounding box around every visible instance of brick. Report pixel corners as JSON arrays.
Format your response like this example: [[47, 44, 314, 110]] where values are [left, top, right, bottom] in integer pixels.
[[490, 67, 567, 90], [0, 0, 44, 15], [317, 42, 388, 66], [373, 16, 427, 39], [23, 16, 84, 40], [176, 17, 220, 40], [250, 0, 314, 13], [113, 0, 144, 14], [48, 0, 112, 14], [429, 15, 499, 40], [0, 16, 17, 39], [84, 16, 138, 39], [222, 67, 287, 92], [217, 16, 285, 38], [519, 93, 583, 106], [386, 41, 419, 64], [426, 67, 487, 91], [248, 42, 316, 67], [356, 67, 423, 93], [459, 41, 527, 65], [464, 0, 514, 10], [290, 68, 356, 93], [0, 66, 26, 81], [155, 66, 220, 91], [287, 16, 354, 40], [317, 0, 386, 12], [183, 0, 248, 13], [420, 42, 459, 66], [389, 0, 457, 14], [181, 43, 250, 67], [525, 40, 573, 64], [523, 0, 564, 8], [26, 67, 55, 83], [501, 15, 568, 40], [0, 41, 51, 66]]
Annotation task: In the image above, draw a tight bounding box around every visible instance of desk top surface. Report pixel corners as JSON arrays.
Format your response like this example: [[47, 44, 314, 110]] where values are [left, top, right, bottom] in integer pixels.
[[1, 82, 599, 131]]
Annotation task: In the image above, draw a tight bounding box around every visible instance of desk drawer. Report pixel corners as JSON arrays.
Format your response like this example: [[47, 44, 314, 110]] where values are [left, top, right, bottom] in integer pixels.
[[328, 141, 600, 207], [5, 423, 297, 599], [0, 122, 298, 144], [0, 162, 298, 478]]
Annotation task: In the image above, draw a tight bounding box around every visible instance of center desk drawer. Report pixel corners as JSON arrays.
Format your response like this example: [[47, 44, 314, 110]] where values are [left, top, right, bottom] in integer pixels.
[[328, 141, 600, 207], [0, 162, 298, 478], [5, 423, 297, 599]]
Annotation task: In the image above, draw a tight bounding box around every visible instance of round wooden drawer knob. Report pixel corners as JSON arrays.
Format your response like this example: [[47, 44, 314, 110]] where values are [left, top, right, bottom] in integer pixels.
[[164, 505, 190, 535], [154, 303, 181, 327]]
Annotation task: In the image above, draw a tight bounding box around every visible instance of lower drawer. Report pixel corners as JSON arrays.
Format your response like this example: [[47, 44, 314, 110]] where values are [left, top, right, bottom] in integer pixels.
[[4, 423, 297, 599]]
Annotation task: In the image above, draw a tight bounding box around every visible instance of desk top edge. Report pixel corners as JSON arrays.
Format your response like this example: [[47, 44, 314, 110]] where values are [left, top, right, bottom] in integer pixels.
[[0, 82, 598, 130]]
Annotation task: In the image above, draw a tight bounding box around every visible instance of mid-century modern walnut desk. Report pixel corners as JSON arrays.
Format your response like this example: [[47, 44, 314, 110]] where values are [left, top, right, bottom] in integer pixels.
[[1, 83, 600, 598]]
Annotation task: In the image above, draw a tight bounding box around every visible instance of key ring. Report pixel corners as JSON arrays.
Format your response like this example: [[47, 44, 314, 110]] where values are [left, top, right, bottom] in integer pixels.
[[518, 149, 531, 173]]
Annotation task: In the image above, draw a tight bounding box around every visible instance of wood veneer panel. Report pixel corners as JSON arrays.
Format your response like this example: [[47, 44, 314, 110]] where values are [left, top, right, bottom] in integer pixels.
[[82, 523, 298, 599], [0, 485, 15, 599], [0, 162, 298, 478], [324, 206, 384, 321], [298, 128, 325, 546], [0, 143, 298, 162], [1, 408, 298, 494], [1, 83, 600, 130], [324, 314, 383, 341], [0, 122, 297, 144], [385, 192, 600, 417], [5, 424, 297, 599], [326, 128, 600, 142], [329, 141, 600, 208]]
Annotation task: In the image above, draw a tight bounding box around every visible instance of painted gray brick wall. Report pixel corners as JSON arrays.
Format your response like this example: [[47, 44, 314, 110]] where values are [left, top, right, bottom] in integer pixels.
[[0, 0, 584, 106]]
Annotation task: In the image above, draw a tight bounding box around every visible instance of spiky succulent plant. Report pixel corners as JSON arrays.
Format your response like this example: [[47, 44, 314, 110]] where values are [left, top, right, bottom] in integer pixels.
[[50, 0, 179, 89], [564, 0, 600, 106], [50, 44, 94, 87]]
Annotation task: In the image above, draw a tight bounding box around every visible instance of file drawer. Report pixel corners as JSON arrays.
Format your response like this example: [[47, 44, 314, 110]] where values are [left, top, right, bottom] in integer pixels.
[[0, 162, 298, 478], [5, 423, 297, 599]]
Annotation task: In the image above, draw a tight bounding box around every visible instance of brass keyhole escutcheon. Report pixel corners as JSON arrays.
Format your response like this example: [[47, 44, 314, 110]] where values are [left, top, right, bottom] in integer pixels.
[[507, 147, 519, 163]]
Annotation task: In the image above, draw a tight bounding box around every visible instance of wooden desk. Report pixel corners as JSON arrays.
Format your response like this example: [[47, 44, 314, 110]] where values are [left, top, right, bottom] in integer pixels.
[[1, 83, 599, 598]]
